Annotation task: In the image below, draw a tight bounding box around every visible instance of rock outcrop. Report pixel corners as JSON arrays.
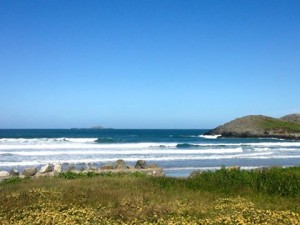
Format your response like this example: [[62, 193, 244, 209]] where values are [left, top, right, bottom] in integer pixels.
[[22, 167, 38, 177], [113, 159, 129, 169], [9, 168, 19, 176], [205, 114, 300, 139], [40, 163, 54, 173], [135, 160, 148, 169], [0, 171, 10, 180], [53, 163, 62, 173], [100, 163, 114, 170]]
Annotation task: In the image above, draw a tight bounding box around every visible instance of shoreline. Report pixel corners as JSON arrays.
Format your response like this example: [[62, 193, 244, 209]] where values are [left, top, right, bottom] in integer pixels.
[[1, 160, 299, 182]]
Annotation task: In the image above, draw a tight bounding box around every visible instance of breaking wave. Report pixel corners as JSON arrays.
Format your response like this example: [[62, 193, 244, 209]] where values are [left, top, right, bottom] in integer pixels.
[[199, 134, 222, 139]]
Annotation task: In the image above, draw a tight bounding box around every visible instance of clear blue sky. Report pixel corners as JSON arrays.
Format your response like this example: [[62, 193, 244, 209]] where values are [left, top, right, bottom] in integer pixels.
[[0, 0, 299, 129]]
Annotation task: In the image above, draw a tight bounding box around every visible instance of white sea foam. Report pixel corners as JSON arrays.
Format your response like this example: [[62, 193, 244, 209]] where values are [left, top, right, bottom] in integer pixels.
[[164, 165, 296, 171], [199, 134, 221, 139], [1, 139, 299, 151], [0, 142, 179, 150], [0, 147, 243, 156], [0, 138, 98, 144], [64, 138, 98, 143], [164, 166, 222, 171], [0, 152, 278, 167], [245, 142, 300, 147], [0, 144, 97, 150], [0, 161, 41, 166], [1, 137, 300, 169], [252, 147, 271, 152]]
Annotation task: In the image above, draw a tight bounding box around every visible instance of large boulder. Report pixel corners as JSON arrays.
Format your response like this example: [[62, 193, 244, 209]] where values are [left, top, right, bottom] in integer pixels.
[[53, 163, 62, 173], [0, 171, 10, 179], [86, 165, 98, 171], [9, 168, 19, 176], [22, 167, 37, 177], [135, 160, 148, 169], [113, 159, 129, 169], [100, 163, 114, 170], [39, 164, 54, 173]]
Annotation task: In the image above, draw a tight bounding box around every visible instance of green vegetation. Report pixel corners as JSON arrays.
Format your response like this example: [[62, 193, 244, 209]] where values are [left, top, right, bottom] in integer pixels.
[[186, 166, 300, 196], [261, 117, 300, 132], [58, 171, 146, 179], [58, 171, 146, 180], [1, 167, 300, 224]]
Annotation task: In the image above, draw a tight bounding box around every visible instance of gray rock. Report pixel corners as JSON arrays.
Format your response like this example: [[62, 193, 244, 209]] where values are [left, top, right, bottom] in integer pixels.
[[189, 170, 202, 178], [39, 164, 54, 173], [0, 171, 10, 179], [22, 167, 37, 177], [113, 159, 129, 169], [100, 163, 114, 170], [135, 160, 148, 169], [86, 165, 98, 171], [53, 163, 62, 173], [9, 168, 19, 176], [67, 165, 76, 171]]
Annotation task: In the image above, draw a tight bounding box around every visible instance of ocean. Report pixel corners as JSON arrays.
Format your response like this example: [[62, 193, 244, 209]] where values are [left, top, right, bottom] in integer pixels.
[[1, 129, 300, 177]]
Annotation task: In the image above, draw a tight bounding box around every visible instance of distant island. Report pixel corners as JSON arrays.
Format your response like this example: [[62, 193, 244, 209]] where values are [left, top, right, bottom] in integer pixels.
[[89, 126, 104, 129], [205, 113, 300, 140]]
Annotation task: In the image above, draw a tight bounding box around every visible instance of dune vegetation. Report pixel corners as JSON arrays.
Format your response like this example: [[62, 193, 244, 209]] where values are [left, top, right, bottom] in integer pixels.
[[1, 167, 300, 224]]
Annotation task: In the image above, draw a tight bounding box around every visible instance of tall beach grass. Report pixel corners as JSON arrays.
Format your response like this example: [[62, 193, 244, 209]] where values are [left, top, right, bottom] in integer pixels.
[[1, 167, 300, 224]]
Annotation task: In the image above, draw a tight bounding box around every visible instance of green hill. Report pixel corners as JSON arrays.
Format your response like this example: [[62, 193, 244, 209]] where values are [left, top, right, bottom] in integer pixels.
[[206, 114, 300, 139]]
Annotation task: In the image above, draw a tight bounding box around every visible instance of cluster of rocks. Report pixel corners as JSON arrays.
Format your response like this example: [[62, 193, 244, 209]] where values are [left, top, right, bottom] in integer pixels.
[[0, 163, 62, 181], [70, 159, 164, 176], [0, 160, 164, 181]]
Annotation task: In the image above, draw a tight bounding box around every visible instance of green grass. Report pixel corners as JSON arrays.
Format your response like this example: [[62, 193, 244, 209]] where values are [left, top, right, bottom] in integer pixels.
[[260, 117, 300, 132], [58, 170, 147, 179], [186, 167, 300, 196], [1, 167, 300, 224]]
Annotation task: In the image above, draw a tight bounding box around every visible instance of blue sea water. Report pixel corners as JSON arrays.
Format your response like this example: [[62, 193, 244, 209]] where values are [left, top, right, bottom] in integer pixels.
[[1, 129, 300, 177]]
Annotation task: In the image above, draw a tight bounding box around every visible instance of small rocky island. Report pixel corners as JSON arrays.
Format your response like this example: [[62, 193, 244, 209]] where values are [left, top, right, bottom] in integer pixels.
[[205, 113, 300, 140]]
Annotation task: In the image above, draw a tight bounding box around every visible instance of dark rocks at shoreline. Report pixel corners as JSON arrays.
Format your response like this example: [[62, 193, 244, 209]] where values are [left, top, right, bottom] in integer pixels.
[[205, 114, 300, 139], [0, 160, 165, 181], [0, 171, 10, 180], [113, 159, 129, 170], [9, 168, 19, 176], [100, 163, 114, 170], [40, 163, 54, 174], [135, 160, 148, 169], [22, 167, 37, 177]]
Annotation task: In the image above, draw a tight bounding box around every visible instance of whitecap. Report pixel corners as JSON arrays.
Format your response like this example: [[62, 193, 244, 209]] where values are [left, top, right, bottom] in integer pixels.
[[199, 134, 221, 139]]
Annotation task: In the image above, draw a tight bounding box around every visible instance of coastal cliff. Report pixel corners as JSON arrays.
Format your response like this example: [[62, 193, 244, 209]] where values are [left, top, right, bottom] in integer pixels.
[[205, 114, 300, 139]]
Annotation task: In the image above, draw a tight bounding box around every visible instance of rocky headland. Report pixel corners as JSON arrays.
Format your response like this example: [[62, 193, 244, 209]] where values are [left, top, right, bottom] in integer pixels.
[[205, 114, 300, 140]]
